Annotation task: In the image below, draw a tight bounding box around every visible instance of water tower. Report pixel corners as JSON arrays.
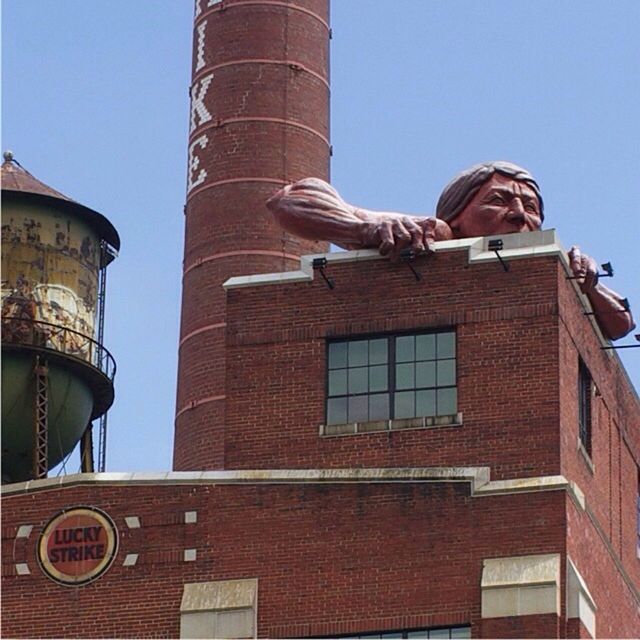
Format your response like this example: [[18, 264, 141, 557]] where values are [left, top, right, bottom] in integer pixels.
[[1, 152, 120, 483]]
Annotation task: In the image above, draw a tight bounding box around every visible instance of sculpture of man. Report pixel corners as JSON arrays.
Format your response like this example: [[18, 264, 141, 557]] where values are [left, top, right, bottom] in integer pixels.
[[267, 161, 634, 341]]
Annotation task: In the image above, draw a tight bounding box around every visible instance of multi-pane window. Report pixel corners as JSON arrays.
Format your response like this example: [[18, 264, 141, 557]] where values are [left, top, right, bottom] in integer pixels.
[[326, 330, 456, 425], [333, 626, 471, 639], [578, 358, 592, 456]]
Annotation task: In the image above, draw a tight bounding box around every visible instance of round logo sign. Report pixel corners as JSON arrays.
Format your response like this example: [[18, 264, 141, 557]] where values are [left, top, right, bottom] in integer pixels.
[[37, 507, 118, 586]]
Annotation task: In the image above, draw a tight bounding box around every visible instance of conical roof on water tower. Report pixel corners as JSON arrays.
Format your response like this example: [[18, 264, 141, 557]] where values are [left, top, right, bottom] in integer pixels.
[[1, 152, 120, 483], [1, 151, 120, 252]]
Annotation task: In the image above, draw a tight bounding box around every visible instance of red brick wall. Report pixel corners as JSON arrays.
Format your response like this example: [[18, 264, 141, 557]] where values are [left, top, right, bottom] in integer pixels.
[[174, 0, 331, 470], [2, 481, 567, 639], [566, 497, 639, 638], [481, 614, 560, 639], [556, 266, 640, 599], [222, 251, 562, 479]]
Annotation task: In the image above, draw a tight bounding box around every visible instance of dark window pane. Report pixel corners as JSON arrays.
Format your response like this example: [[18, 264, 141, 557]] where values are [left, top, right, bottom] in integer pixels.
[[369, 393, 389, 421], [369, 338, 388, 365], [437, 332, 455, 358], [328, 369, 347, 396], [380, 634, 403, 638], [328, 341, 347, 369], [348, 395, 368, 422], [416, 361, 436, 387], [450, 629, 471, 639], [394, 391, 415, 419], [429, 630, 451, 639], [437, 359, 456, 386], [349, 367, 368, 394], [396, 335, 415, 362], [407, 632, 430, 639], [437, 387, 457, 415], [416, 334, 436, 360], [416, 389, 436, 417], [369, 365, 388, 392], [327, 397, 347, 424], [349, 340, 368, 366], [396, 363, 414, 389]]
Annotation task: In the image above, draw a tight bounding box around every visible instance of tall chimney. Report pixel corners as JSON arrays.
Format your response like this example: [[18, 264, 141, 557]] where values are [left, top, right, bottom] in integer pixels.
[[174, 0, 330, 470]]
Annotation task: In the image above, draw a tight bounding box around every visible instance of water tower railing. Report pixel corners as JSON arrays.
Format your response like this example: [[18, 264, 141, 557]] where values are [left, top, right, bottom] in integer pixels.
[[1, 317, 116, 380]]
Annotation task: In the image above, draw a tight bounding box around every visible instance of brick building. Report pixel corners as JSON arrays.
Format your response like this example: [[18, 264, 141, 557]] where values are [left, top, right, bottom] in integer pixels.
[[3, 231, 640, 638], [2, 1, 639, 639]]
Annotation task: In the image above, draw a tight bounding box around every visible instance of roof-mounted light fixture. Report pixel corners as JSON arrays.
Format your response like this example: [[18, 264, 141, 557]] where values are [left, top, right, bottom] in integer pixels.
[[487, 239, 509, 272], [399, 249, 421, 281], [312, 257, 334, 290], [567, 261, 614, 281]]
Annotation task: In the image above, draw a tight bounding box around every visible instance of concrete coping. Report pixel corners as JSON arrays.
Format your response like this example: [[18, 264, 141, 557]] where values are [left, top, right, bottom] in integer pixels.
[[2, 468, 583, 507], [223, 230, 564, 290], [2, 467, 489, 494]]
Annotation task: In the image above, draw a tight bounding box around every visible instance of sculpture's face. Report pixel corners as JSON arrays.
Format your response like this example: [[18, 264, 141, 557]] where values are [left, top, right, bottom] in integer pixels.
[[450, 173, 542, 238]]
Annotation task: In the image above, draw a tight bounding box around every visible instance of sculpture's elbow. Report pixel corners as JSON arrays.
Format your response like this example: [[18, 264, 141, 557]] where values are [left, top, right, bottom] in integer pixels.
[[603, 314, 636, 341]]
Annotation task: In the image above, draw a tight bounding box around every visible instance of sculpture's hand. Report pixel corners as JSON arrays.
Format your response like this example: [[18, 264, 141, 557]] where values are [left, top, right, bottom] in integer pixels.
[[359, 215, 423, 259], [567, 245, 635, 341], [568, 245, 598, 293], [360, 215, 453, 261]]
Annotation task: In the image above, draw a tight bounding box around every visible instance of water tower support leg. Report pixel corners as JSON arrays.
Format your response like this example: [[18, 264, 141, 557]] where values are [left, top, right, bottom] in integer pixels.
[[32, 356, 49, 480], [80, 424, 95, 473]]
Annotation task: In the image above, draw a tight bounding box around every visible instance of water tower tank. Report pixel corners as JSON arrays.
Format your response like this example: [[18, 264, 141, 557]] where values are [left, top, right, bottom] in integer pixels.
[[1, 152, 120, 483]]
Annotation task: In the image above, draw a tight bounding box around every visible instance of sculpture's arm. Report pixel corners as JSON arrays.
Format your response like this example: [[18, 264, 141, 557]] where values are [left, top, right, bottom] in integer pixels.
[[568, 246, 636, 341], [266, 178, 453, 259]]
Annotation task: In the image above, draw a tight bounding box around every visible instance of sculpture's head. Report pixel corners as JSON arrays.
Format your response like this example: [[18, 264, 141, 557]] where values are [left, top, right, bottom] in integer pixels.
[[436, 161, 544, 238]]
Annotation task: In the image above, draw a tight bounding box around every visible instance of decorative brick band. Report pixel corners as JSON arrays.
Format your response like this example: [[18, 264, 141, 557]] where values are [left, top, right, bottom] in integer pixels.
[[186, 176, 288, 201], [191, 116, 330, 146], [197, 1, 330, 33], [175, 395, 226, 419], [192, 58, 329, 88], [179, 322, 226, 347], [183, 250, 301, 276]]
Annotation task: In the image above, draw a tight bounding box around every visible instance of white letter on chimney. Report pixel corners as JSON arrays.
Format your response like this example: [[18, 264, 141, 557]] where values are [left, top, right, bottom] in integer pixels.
[[190, 74, 214, 133], [195, 21, 207, 72], [187, 135, 208, 193]]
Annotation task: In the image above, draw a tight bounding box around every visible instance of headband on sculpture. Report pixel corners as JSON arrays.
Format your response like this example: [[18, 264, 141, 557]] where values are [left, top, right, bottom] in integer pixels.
[[435, 161, 544, 223]]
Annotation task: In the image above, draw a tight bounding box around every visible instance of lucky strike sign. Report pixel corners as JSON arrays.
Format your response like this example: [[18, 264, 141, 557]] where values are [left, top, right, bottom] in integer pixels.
[[37, 507, 118, 586]]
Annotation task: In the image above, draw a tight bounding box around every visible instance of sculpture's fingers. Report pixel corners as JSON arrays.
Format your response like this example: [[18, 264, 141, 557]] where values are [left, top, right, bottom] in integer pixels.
[[568, 245, 583, 276], [377, 221, 395, 256], [422, 218, 437, 254], [388, 219, 412, 261], [402, 217, 425, 253], [582, 253, 598, 291]]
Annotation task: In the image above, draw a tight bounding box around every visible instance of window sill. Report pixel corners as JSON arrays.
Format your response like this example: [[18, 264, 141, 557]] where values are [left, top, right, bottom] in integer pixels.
[[577, 439, 595, 475], [320, 413, 463, 437]]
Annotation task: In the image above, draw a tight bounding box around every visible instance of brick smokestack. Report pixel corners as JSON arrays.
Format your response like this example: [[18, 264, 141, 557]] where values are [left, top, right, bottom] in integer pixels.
[[174, 0, 330, 470]]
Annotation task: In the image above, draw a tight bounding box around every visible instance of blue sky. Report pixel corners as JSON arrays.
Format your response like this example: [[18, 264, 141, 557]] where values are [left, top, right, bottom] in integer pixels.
[[3, 1, 639, 472]]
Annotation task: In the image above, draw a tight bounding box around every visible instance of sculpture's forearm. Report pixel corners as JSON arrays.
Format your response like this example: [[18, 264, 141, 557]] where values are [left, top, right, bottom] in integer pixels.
[[266, 178, 453, 254], [266, 179, 366, 249], [587, 283, 636, 341]]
